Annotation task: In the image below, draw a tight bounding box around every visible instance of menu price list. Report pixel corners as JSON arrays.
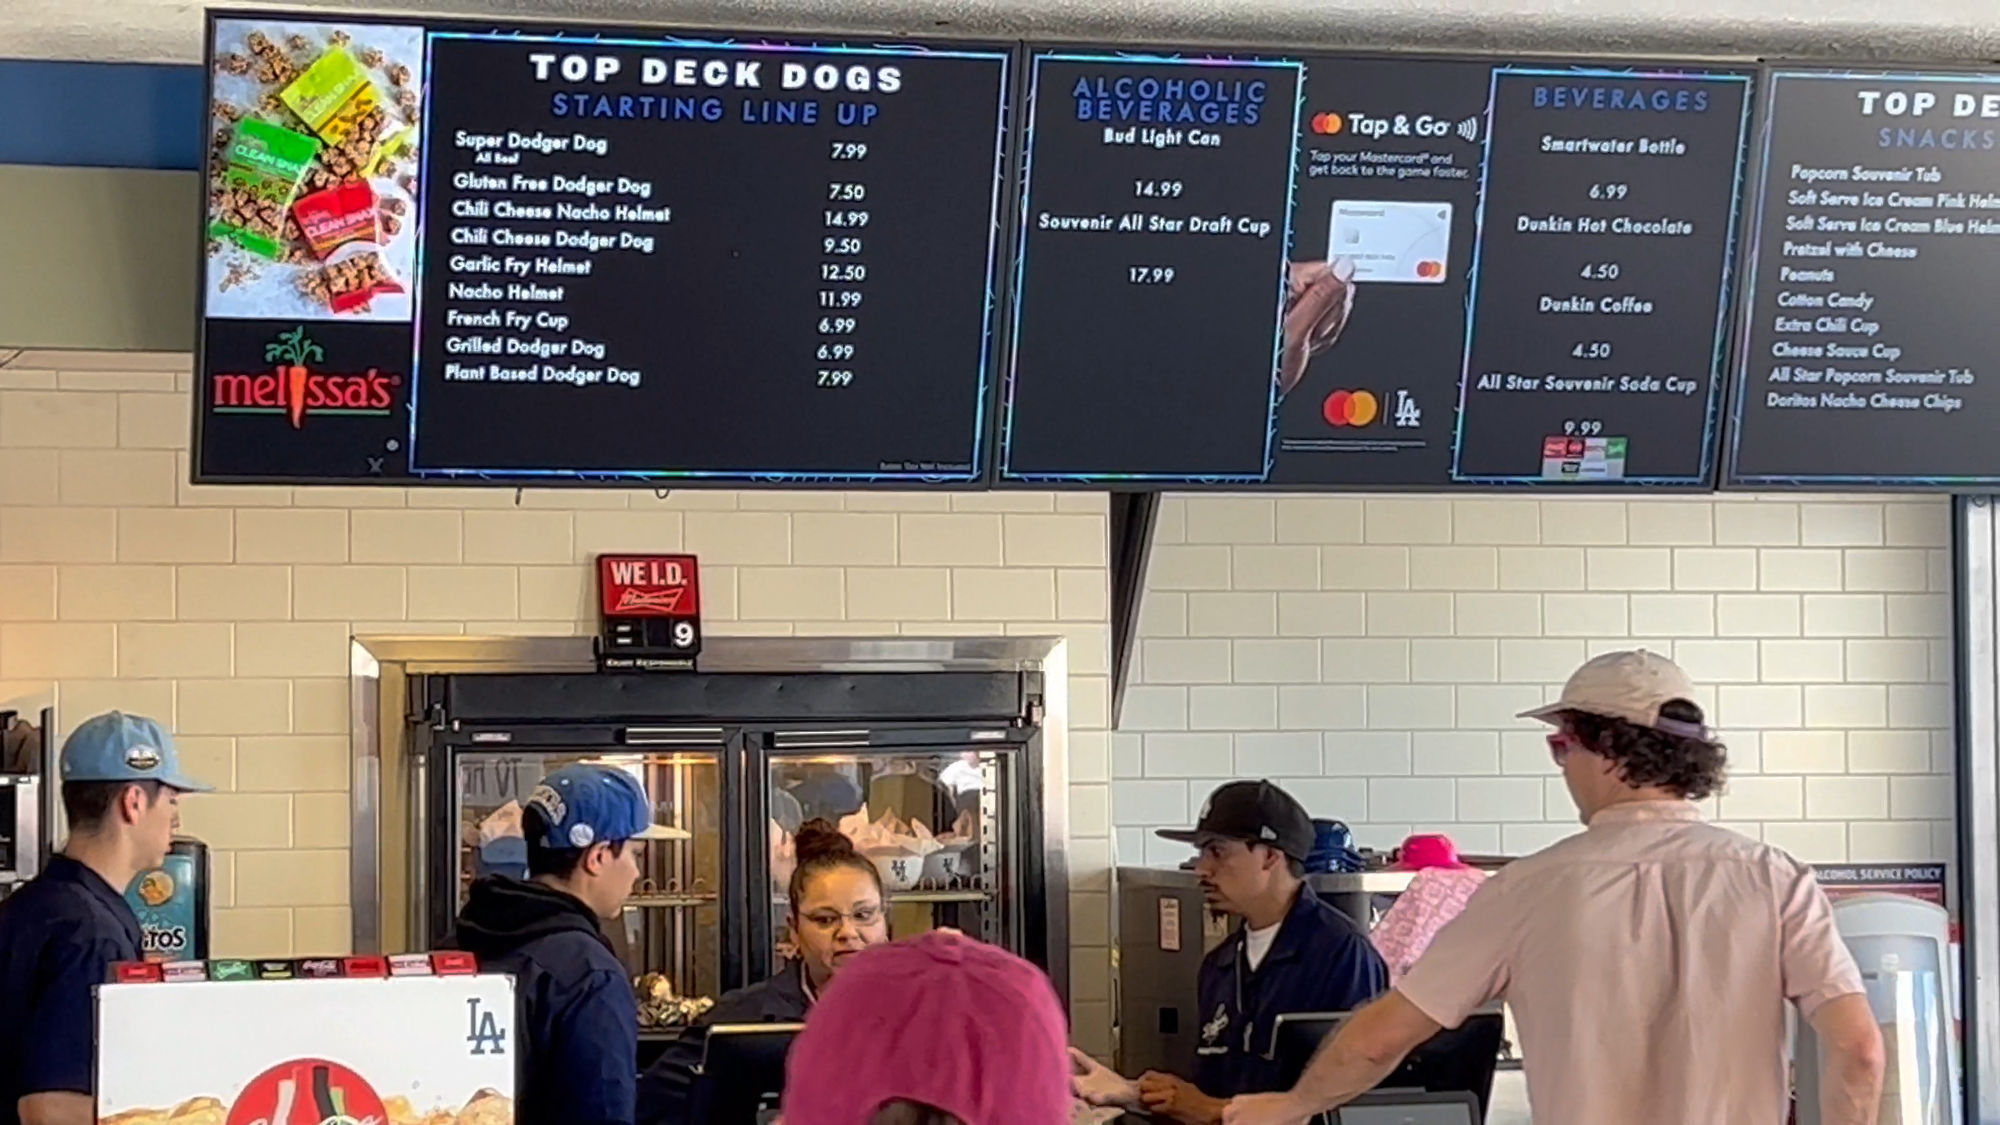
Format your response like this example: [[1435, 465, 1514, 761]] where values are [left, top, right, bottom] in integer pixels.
[[1729, 71, 2000, 486], [411, 34, 1009, 480], [1453, 68, 1751, 484], [1000, 53, 1304, 481]]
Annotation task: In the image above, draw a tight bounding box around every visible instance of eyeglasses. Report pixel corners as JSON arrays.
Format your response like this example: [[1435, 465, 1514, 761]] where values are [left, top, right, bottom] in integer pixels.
[[801, 904, 884, 931]]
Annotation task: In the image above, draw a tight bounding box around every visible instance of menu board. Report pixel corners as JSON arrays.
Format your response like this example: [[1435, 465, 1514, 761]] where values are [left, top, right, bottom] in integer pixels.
[[998, 51, 1753, 488], [194, 11, 1011, 485], [1728, 70, 2000, 488]]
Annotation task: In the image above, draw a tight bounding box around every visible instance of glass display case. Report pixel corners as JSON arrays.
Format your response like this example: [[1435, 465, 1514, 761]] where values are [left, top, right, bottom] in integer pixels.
[[752, 738, 1032, 977], [442, 746, 725, 1025], [387, 641, 1069, 1058]]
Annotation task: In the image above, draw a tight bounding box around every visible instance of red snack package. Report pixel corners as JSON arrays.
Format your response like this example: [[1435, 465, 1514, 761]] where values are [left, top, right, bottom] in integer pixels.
[[292, 181, 378, 260], [299, 248, 404, 315]]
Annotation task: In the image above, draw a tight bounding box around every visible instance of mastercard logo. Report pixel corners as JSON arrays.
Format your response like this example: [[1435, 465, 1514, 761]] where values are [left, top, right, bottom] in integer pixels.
[[1323, 390, 1379, 427], [1417, 260, 1443, 279], [1310, 112, 1344, 135]]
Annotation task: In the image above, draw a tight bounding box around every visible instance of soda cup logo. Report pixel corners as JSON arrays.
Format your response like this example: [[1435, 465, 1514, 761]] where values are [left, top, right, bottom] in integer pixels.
[[211, 326, 401, 429]]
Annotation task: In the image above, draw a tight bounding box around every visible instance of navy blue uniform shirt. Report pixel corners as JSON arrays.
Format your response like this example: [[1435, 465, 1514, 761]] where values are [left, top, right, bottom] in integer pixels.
[[1193, 882, 1389, 1100], [449, 877, 638, 1125], [0, 855, 143, 1125], [635, 960, 811, 1125]]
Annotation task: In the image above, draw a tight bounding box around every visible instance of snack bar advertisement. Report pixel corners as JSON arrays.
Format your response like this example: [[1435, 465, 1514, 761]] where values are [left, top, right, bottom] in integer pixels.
[[195, 10, 1012, 487], [998, 50, 1753, 488], [96, 974, 516, 1125]]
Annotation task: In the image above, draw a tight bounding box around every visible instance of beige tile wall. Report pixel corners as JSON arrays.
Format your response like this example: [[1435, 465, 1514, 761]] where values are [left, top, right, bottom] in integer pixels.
[[0, 356, 1116, 1051], [1120, 495, 1956, 875]]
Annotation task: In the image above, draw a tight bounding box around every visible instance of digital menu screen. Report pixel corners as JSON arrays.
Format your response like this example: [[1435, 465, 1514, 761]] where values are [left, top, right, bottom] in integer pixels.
[[998, 51, 1753, 489], [194, 11, 1011, 485], [1727, 69, 2000, 488]]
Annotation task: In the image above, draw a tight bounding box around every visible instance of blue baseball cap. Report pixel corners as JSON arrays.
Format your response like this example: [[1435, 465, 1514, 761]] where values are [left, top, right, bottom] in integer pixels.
[[60, 711, 212, 792], [524, 763, 687, 849]]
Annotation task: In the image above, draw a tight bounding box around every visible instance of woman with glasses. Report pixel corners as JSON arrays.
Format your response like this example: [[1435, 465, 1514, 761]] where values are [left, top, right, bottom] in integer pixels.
[[638, 819, 892, 1124]]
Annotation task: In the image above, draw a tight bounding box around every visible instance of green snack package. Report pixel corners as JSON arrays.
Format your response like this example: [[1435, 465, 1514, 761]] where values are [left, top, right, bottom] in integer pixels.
[[281, 47, 379, 143], [211, 118, 321, 260]]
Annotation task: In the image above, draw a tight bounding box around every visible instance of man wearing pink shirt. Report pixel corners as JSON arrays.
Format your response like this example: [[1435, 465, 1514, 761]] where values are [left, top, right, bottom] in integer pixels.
[[1226, 650, 1887, 1125]]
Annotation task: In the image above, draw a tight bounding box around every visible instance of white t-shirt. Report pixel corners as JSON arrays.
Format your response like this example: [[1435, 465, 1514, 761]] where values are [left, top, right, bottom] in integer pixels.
[[1243, 920, 1281, 971]]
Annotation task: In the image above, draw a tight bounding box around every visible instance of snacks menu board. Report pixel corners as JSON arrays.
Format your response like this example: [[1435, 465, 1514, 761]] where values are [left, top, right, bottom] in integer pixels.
[[997, 51, 1753, 489], [1727, 70, 2000, 488], [195, 11, 1011, 485]]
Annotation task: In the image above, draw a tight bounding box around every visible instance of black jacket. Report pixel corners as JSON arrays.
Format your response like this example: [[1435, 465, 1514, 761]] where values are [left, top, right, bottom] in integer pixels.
[[635, 962, 812, 1125], [1193, 884, 1388, 1099], [450, 877, 637, 1125]]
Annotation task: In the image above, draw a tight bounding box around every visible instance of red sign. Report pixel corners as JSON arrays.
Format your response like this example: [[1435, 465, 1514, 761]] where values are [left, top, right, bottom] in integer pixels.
[[226, 1058, 386, 1125], [598, 554, 701, 617]]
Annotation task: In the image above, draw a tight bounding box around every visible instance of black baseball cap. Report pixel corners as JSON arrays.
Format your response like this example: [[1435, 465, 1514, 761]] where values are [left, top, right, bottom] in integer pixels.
[[1156, 780, 1314, 862]]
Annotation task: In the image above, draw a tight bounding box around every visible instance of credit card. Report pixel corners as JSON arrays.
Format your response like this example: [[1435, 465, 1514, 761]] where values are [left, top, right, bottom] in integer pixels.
[[1327, 200, 1451, 283]]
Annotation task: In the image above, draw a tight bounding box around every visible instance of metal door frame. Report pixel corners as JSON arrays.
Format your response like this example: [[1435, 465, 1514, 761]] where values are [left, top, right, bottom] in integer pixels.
[[1955, 497, 1999, 1123]]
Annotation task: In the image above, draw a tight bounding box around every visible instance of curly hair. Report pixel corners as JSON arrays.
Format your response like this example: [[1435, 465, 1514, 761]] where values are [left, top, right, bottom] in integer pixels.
[[1559, 698, 1727, 800]]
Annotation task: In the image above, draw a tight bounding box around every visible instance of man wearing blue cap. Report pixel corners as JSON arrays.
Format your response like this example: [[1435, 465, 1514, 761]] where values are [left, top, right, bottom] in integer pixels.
[[0, 712, 210, 1125], [449, 763, 685, 1125]]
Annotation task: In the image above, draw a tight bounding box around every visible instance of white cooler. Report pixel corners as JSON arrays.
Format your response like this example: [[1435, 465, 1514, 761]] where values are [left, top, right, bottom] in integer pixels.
[[1795, 893, 1962, 1125]]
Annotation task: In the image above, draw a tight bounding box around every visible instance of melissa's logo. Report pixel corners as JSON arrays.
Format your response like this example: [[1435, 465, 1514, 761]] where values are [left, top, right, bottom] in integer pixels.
[[211, 326, 402, 429]]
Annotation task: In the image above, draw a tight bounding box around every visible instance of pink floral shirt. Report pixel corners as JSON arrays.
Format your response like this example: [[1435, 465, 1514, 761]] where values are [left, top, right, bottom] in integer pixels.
[[1371, 866, 1488, 984]]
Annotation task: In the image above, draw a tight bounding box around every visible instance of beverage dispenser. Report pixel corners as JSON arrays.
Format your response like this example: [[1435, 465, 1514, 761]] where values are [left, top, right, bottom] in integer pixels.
[[1795, 893, 1962, 1125]]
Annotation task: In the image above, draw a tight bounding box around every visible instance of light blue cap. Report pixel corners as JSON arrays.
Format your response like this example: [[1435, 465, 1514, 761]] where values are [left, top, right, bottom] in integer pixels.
[[60, 711, 212, 792]]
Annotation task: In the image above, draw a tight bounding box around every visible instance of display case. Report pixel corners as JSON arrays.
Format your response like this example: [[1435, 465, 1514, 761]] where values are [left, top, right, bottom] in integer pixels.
[[436, 744, 728, 1017], [750, 734, 1038, 979], [371, 637, 1071, 1052]]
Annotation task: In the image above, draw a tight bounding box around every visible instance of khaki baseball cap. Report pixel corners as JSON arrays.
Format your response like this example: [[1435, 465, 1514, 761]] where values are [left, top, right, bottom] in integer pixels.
[[1519, 649, 1709, 737]]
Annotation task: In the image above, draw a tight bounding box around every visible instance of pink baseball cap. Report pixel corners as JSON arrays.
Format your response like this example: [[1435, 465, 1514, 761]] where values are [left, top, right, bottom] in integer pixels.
[[1392, 833, 1470, 871], [782, 931, 1071, 1125]]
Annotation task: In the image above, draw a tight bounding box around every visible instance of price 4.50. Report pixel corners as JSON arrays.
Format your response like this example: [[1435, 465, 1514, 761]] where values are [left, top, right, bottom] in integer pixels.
[[1128, 266, 1176, 284]]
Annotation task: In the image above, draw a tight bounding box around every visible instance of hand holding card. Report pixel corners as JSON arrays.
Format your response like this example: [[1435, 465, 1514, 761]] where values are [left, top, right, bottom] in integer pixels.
[[1279, 258, 1357, 395]]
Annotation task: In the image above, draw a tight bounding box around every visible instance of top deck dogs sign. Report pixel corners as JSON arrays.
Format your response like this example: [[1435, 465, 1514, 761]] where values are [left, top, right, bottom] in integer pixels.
[[526, 52, 906, 93]]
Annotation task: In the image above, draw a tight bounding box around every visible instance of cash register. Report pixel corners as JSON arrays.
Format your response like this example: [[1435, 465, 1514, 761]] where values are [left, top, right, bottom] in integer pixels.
[[1270, 1006, 1504, 1123], [690, 1022, 804, 1123]]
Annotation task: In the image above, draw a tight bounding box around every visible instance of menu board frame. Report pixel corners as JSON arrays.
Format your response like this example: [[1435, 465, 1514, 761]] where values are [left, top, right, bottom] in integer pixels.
[[190, 8, 1022, 489], [992, 43, 1759, 494], [1723, 63, 2000, 491]]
